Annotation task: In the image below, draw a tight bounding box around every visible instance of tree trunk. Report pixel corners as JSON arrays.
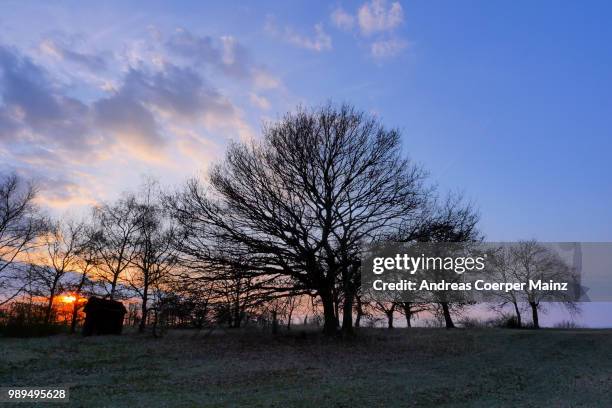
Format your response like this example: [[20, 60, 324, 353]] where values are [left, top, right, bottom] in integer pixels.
[[139, 284, 148, 333], [45, 282, 58, 324], [513, 301, 522, 328], [110, 276, 118, 300], [70, 302, 79, 333], [386, 311, 394, 329], [45, 295, 54, 324], [341, 292, 354, 335], [441, 302, 455, 329], [401, 302, 412, 328], [321, 290, 337, 336], [333, 292, 340, 329], [355, 296, 363, 328], [233, 306, 242, 328], [271, 310, 278, 335], [286, 309, 292, 330], [530, 301, 539, 329]]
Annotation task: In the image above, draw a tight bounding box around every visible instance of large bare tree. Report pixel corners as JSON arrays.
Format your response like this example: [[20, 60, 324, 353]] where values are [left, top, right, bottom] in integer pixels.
[[167, 104, 431, 335]]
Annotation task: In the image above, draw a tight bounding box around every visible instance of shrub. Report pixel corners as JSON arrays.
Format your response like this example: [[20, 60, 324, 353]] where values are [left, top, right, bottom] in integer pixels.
[[0, 301, 67, 337], [0, 322, 67, 337], [458, 317, 487, 328], [488, 315, 522, 329]]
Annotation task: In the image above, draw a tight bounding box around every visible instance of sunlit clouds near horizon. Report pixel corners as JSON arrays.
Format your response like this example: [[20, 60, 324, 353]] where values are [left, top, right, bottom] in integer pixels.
[[0, 26, 280, 213]]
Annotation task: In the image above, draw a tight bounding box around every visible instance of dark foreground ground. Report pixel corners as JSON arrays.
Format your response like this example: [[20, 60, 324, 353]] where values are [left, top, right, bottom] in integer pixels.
[[1, 328, 611, 407]]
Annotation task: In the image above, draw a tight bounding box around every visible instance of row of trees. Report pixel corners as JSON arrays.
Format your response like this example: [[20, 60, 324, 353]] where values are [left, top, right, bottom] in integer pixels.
[[0, 178, 177, 332], [360, 241, 580, 330], [0, 104, 578, 334]]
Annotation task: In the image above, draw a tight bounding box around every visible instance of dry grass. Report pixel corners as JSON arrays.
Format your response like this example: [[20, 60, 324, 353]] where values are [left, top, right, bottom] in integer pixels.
[[1, 327, 611, 407]]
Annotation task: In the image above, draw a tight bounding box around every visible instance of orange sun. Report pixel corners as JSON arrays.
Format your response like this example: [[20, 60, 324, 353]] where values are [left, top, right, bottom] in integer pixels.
[[59, 295, 77, 304]]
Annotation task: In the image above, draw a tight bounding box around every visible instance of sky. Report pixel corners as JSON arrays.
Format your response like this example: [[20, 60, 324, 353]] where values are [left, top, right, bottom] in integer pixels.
[[1, 0, 611, 241], [1, 1, 611, 325]]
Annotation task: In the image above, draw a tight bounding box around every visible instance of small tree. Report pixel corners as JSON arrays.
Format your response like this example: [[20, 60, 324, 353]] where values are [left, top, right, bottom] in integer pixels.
[[508, 241, 580, 329], [0, 174, 46, 306], [91, 194, 141, 299], [31, 220, 86, 323], [396, 301, 429, 328], [489, 246, 525, 328], [68, 233, 97, 333], [402, 196, 480, 328], [127, 181, 178, 333]]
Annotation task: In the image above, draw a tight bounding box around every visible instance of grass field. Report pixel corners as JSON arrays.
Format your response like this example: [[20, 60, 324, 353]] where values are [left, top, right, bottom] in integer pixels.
[[1, 328, 611, 407]]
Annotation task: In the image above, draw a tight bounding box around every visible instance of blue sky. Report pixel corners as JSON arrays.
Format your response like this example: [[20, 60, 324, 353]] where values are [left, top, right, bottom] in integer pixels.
[[1, 0, 610, 244]]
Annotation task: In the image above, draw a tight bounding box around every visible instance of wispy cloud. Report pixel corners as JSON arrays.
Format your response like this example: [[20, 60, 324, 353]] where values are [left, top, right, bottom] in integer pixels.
[[370, 38, 408, 58], [330, 0, 407, 59], [249, 93, 271, 110], [331, 8, 355, 31], [39, 38, 107, 71], [266, 17, 332, 52], [357, 0, 404, 36]]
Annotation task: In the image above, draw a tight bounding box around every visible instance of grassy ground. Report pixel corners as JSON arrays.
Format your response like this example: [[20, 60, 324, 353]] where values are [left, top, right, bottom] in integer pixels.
[[1, 327, 611, 407]]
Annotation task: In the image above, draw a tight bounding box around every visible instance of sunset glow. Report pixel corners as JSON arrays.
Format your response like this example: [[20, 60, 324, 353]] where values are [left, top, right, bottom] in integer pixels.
[[59, 295, 77, 304], [57, 294, 86, 305]]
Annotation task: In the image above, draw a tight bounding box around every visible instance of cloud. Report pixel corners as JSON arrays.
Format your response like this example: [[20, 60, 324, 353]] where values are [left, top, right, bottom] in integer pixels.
[[331, 8, 355, 31], [92, 62, 251, 160], [370, 38, 408, 58], [252, 68, 281, 90], [0, 29, 267, 211], [33, 174, 100, 209], [0, 45, 95, 152], [249, 93, 270, 110], [166, 29, 246, 77], [329, 1, 407, 59], [39, 38, 107, 71], [166, 29, 281, 88], [0, 6, 296, 209], [286, 23, 332, 52], [266, 17, 332, 52], [358, 0, 404, 36], [94, 91, 163, 152]]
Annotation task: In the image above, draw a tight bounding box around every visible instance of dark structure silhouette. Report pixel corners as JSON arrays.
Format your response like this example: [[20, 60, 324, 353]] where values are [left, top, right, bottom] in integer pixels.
[[82, 297, 127, 336]]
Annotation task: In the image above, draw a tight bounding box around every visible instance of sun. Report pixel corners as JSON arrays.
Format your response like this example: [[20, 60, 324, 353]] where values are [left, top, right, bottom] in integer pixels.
[[59, 295, 77, 304]]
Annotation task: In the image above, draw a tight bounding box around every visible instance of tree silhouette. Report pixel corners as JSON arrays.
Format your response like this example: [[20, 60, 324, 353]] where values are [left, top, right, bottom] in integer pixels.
[[167, 104, 431, 335]]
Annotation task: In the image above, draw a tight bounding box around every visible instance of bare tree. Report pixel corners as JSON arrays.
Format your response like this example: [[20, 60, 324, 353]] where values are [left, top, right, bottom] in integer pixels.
[[396, 301, 429, 328], [353, 290, 367, 328], [126, 181, 178, 333], [91, 194, 141, 300], [371, 301, 397, 329], [283, 294, 301, 330], [31, 220, 86, 323], [506, 241, 580, 329], [68, 229, 97, 333], [166, 104, 430, 336], [404, 195, 480, 328], [489, 246, 524, 327], [0, 173, 46, 306]]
